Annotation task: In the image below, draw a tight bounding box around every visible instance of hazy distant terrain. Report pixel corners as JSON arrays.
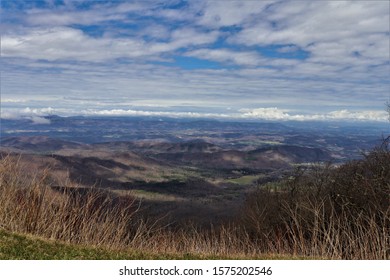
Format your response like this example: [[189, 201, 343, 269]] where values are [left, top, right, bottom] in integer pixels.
[[0, 116, 387, 224], [2, 115, 386, 153]]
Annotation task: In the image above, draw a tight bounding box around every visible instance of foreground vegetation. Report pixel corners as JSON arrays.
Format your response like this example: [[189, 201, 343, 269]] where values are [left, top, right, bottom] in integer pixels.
[[243, 144, 389, 259], [0, 143, 389, 259], [0, 229, 299, 260], [0, 229, 136, 260]]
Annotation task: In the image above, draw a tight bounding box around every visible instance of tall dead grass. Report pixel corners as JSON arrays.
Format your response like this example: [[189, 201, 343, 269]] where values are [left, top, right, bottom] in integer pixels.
[[0, 154, 261, 258], [0, 150, 388, 259], [0, 154, 141, 248]]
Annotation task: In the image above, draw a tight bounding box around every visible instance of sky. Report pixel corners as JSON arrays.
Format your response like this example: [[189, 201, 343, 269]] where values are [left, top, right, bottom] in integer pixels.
[[1, 0, 390, 123]]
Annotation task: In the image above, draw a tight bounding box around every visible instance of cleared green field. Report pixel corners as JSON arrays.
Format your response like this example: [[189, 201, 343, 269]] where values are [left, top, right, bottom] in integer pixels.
[[226, 175, 260, 185]]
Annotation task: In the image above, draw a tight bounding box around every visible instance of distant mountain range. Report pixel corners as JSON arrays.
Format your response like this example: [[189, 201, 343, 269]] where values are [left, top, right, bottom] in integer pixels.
[[1, 116, 388, 225], [1, 115, 386, 157]]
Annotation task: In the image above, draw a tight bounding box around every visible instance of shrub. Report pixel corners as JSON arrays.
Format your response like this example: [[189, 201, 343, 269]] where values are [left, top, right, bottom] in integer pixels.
[[241, 144, 390, 259]]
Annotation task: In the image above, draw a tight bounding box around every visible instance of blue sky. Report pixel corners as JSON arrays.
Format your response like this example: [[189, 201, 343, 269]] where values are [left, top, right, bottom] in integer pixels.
[[1, 0, 389, 122]]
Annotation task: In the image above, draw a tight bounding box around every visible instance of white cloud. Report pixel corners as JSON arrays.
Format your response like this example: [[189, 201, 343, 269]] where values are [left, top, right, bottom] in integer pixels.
[[30, 116, 51, 124], [2, 106, 387, 123], [185, 48, 264, 66], [81, 108, 230, 119], [0, 111, 21, 120], [1, 0, 389, 122], [21, 107, 56, 115], [233, 1, 389, 45], [326, 110, 388, 122], [25, 2, 148, 26], [230, 1, 389, 66], [240, 107, 293, 120], [137, 24, 171, 40], [196, 1, 275, 27], [1, 98, 29, 103], [1, 107, 53, 124], [149, 28, 219, 53], [1, 26, 219, 62], [2, 27, 117, 61], [276, 45, 300, 53], [2, 56, 388, 118], [240, 108, 388, 122]]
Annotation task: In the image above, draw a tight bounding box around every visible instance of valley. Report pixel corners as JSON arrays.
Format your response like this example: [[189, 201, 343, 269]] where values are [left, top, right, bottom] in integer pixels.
[[0, 116, 387, 226]]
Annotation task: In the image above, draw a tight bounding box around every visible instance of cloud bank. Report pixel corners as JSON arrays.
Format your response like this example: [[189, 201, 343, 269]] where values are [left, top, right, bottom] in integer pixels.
[[239, 108, 389, 122], [1, 107, 388, 123]]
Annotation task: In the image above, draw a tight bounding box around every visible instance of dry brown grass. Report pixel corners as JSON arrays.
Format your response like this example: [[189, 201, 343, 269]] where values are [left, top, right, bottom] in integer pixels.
[[1, 148, 388, 259], [0, 154, 264, 258], [0, 154, 140, 249]]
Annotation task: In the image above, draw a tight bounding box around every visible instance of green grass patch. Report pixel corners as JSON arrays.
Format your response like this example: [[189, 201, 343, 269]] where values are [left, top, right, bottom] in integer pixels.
[[0, 229, 304, 260], [226, 175, 260, 185], [237, 140, 282, 146], [0, 229, 131, 260], [0, 229, 213, 260], [131, 189, 184, 201]]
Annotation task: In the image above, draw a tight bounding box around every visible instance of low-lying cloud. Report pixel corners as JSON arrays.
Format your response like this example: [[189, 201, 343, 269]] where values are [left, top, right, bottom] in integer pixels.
[[1, 108, 52, 124], [1, 107, 388, 123], [240, 108, 389, 122]]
